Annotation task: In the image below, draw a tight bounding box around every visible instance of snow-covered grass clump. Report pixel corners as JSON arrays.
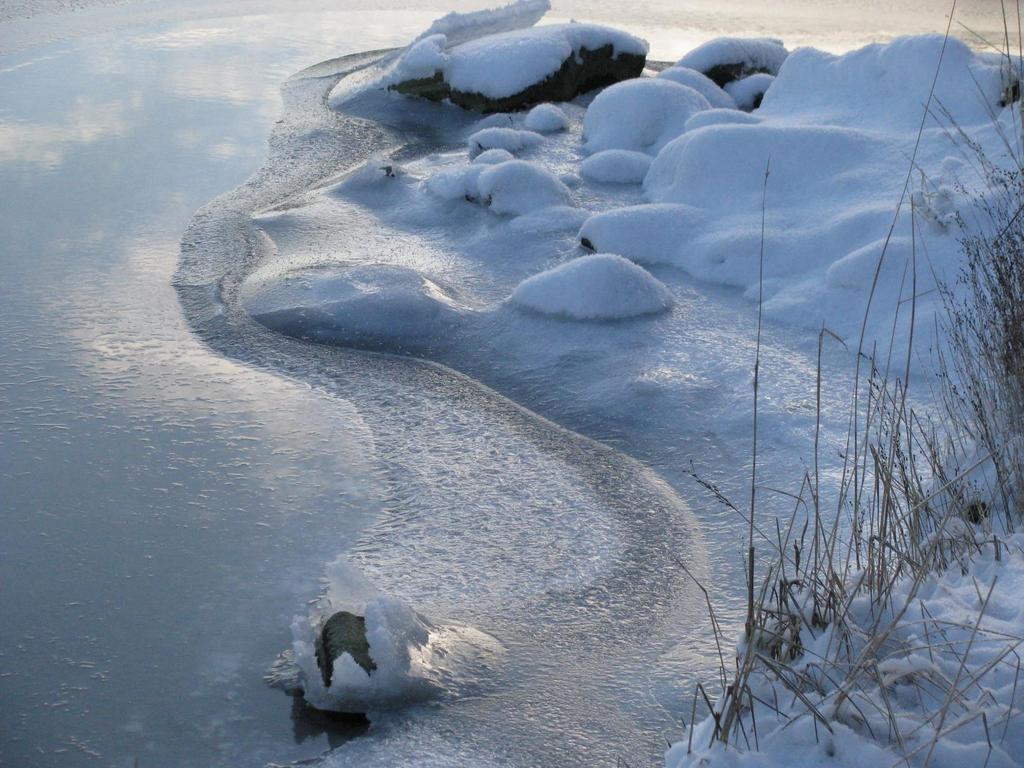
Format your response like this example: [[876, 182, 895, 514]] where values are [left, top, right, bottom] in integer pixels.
[[724, 72, 774, 110], [477, 159, 571, 215], [657, 66, 737, 109], [524, 103, 569, 132], [675, 36, 789, 83], [442, 22, 647, 99], [510, 253, 673, 320], [580, 149, 652, 184], [467, 127, 544, 157], [582, 78, 711, 155]]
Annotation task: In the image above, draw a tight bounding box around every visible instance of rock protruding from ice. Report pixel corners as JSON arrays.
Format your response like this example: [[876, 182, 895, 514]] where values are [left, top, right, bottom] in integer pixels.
[[580, 149, 652, 184], [524, 103, 570, 132], [657, 66, 737, 109], [578, 204, 703, 265], [510, 253, 673, 320], [477, 159, 571, 215], [316, 611, 376, 685], [583, 78, 710, 155], [675, 37, 788, 87], [391, 22, 647, 113], [725, 72, 775, 110], [467, 127, 544, 158]]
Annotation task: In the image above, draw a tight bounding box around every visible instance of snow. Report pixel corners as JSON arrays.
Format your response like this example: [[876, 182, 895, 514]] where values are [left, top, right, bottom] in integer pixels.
[[394, 34, 448, 81], [582, 78, 711, 155], [477, 159, 571, 215], [410, 0, 551, 51], [509, 204, 589, 233], [426, 163, 487, 200], [724, 72, 774, 110], [524, 102, 570, 133], [467, 126, 544, 157], [472, 147, 516, 164], [657, 66, 737, 109], [667, 537, 1024, 768], [509, 253, 673, 320], [578, 204, 705, 265], [675, 36, 789, 79], [684, 107, 760, 132], [580, 149, 652, 183], [444, 22, 647, 99]]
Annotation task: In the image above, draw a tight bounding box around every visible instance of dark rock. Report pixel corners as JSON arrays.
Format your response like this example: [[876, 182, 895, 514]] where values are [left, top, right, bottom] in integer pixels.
[[580, 236, 595, 251], [315, 611, 376, 687], [704, 62, 772, 88], [391, 44, 645, 114]]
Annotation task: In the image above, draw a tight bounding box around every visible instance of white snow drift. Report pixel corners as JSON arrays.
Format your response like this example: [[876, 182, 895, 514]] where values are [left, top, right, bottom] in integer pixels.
[[509, 253, 673, 320], [477, 159, 571, 215], [524, 102, 570, 133], [580, 149, 652, 184], [582, 78, 711, 155], [657, 66, 737, 109]]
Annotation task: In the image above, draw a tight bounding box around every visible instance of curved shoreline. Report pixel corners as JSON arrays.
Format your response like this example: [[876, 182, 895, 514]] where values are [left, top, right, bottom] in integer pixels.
[[175, 50, 708, 766]]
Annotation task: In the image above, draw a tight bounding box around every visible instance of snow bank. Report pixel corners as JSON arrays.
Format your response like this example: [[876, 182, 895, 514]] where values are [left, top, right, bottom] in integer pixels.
[[724, 72, 774, 110], [580, 149, 652, 184], [675, 37, 788, 84], [443, 23, 647, 99], [578, 204, 705, 265], [477, 159, 571, 215], [467, 127, 544, 157], [633, 35, 1009, 348], [509, 253, 673, 320], [657, 66, 737, 109], [668, 537, 1024, 768], [583, 78, 711, 155], [524, 103, 569, 133]]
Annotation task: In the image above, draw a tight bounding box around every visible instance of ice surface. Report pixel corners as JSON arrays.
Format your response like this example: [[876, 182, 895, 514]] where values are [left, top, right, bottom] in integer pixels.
[[675, 36, 789, 78], [580, 149, 652, 183], [509, 253, 673, 320], [657, 66, 737, 109], [723, 71, 774, 109], [582, 77, 711, 154], [524, 102, 570, 132]]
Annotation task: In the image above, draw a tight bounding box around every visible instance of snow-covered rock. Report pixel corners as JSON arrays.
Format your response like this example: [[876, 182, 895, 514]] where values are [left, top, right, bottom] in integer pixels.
[[390, 21, 648, 113], [657, 66, 737, 109], [509, 253, 673, 320], [426, 164, 487, 200], [467, 127, 544, 157], [477, 159, 571, 215], [675, 36, 789, 86], [724, 72, 774, 110], [578, 204, 704, 265], [683, 108, 760, 133], [580, 149, 652, 184], [524, 102, 570, 132], [582, 78, 711, 155], [509, 205, 590, 233]]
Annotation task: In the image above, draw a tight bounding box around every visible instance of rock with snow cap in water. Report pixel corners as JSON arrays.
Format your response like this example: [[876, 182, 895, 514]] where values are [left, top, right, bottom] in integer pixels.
[[390, 23, 648, 113], [315, 611, 377, 687]]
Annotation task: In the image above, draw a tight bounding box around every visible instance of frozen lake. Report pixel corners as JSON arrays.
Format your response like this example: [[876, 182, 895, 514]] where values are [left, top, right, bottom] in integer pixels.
[[0, 2, 1012, 767]]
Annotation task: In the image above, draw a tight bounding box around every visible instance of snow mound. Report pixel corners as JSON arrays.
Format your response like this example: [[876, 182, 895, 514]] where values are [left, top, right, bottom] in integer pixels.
[[524, 103, 569, 132], [509, 205, 590, 233], [443, 22, 648, 100], [580, 149, 652, 184], [582, 78, 711, 155], [724, 72, 774, 110], [675, 37, 788, 85], [393, 34, 448, 81], [684, 108, 760, 133], [411, 0, 551, 51], [472, 147, 516, 165], [758, 35, 1003, 131], [578, 204, 704, 265], [426, 164, 486, 200], [657, 67, 737, 109], [245, 264, 467, 351], [467, 127, 544, 157], [509, 253, 673, 320], [477, 159, 571, 215]]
